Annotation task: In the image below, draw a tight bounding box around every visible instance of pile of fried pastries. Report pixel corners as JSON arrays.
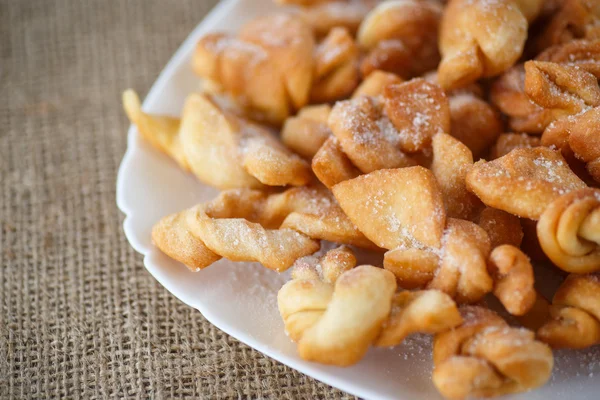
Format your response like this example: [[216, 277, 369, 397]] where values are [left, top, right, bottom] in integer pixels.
[[123, 0, 600, 398]]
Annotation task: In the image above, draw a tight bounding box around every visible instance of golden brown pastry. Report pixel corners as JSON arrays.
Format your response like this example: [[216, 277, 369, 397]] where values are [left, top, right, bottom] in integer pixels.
[[299, 0, 377, 37], [313, 78, 449, 187], [537, 188, 600, 273], [333, 167, 494, 303], [433, 306, 553, 399], [281, 104, 332, 159], [193, 13, 315, 125], [490, 64, 556, 134], [489, 133, 542, 160], [123, 91, 311, 189], [448, 93, 504, 159], [477, 207, 523, 249], [438, 0, 543, 90], [310, 27, 360, 102], [351, 69, 404, 99], [279, 247, 463, 362], [431, 133, 483, 220], [466, 147, 587, 219], [358, 0, 442, 78], [152, 186, 376, 272], [488, 245, 536, 316], [278, 248, 397, 365], [538, 273, 600, 349]]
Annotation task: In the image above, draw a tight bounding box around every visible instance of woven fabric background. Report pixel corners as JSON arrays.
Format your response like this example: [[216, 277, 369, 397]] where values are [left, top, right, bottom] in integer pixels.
[[0, 1, 354, 398]]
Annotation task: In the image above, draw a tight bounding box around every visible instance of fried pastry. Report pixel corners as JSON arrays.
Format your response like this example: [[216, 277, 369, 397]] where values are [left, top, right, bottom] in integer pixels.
[[466, 147, 587, 219], [194, 14, 314, 124], [437, 0, 542, 90], [279, 247, 462, 363], [153, 186, 375, 272], [314, 79, 453, 186], [333, 168, 494, 303], [537, 39, 600, 77], [433, 306, 553, 400], [530, 0, 600, 54], [490, 64, 556, 134], [477, 207, 523, 248], [123, 91, 311, 189], [351, 70, 404, 99], [489, 133, 541, 160], [299, 0, 377, 37], [281, 104, 332, 159], [447, 93, 504, 159], [488, 245, 536, 316], [357, 0, 442, 78], [537, 188, 600, 273], [311, 27, 360, 103], [431, 133, 483, 220], [542, 107, 600, 184], [538, 273, 600, 349], [278, 248, 397, 365], [524, 60, 600, 117]]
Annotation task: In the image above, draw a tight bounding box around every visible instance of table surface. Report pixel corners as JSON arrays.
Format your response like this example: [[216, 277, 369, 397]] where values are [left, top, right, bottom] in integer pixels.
[[0, 1, 353, 398]]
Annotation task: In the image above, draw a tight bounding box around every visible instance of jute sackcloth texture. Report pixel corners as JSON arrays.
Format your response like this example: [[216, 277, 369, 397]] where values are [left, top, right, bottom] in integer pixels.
[[0, 1, 355, 398]]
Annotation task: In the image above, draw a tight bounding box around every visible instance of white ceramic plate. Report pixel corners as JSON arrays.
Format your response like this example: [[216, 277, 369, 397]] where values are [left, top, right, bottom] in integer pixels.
[[116, 1, 599, 398]]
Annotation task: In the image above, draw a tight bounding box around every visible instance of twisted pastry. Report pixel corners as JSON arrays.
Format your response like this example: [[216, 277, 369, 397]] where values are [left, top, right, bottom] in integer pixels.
[[437, 0, 543, 90], [312, 78, 450, 187], [488, 245, 536, 316], [123, 91, 311, 189], [542, 106, 600, 184], [433, 306, 553, 400], [524, 60, 600, 118], [153, 187, 375, 272], [332, 167, 494, 303], [537, 273, 600, 349], [293, 0, 377, 37], [194, 13, 314, 125], [530, 0, 600, 54], [537, 188, 600, 273], [490, 64, 556, 134], [193, 13, 361, 124], [278, 247, 462, 365], [357, 0, 442, 79], [477, 207, 523, 249]]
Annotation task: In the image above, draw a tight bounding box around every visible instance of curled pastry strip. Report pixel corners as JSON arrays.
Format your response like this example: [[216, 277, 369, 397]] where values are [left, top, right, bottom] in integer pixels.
[[537, 188, 600, 273], [488, 245, 536, 316], [437, 0, 541, 90], [194, 13, 315, 124], [313, 78, 450, 187], [524, 60, 600, 117], [123, 91, 311, 189], [538, 273, 600, 349], [490, 64, 556, 134], [466, 147, 587, 220], [310, 27, 360, 103], [332, 167, 493, 303], [152, 187, 375, 272], [433, 306, 553, 400], [278, 247, 462, 365], [281, 104, 332, 159], [530, 0, 600, 53], [542, 106, 600, 184], [357, 0, 442, 78], [537, 39, 600, 78]]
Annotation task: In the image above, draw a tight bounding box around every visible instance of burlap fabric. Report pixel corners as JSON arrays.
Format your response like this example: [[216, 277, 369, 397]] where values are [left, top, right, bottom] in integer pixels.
[[0, 1, 354, 398]]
